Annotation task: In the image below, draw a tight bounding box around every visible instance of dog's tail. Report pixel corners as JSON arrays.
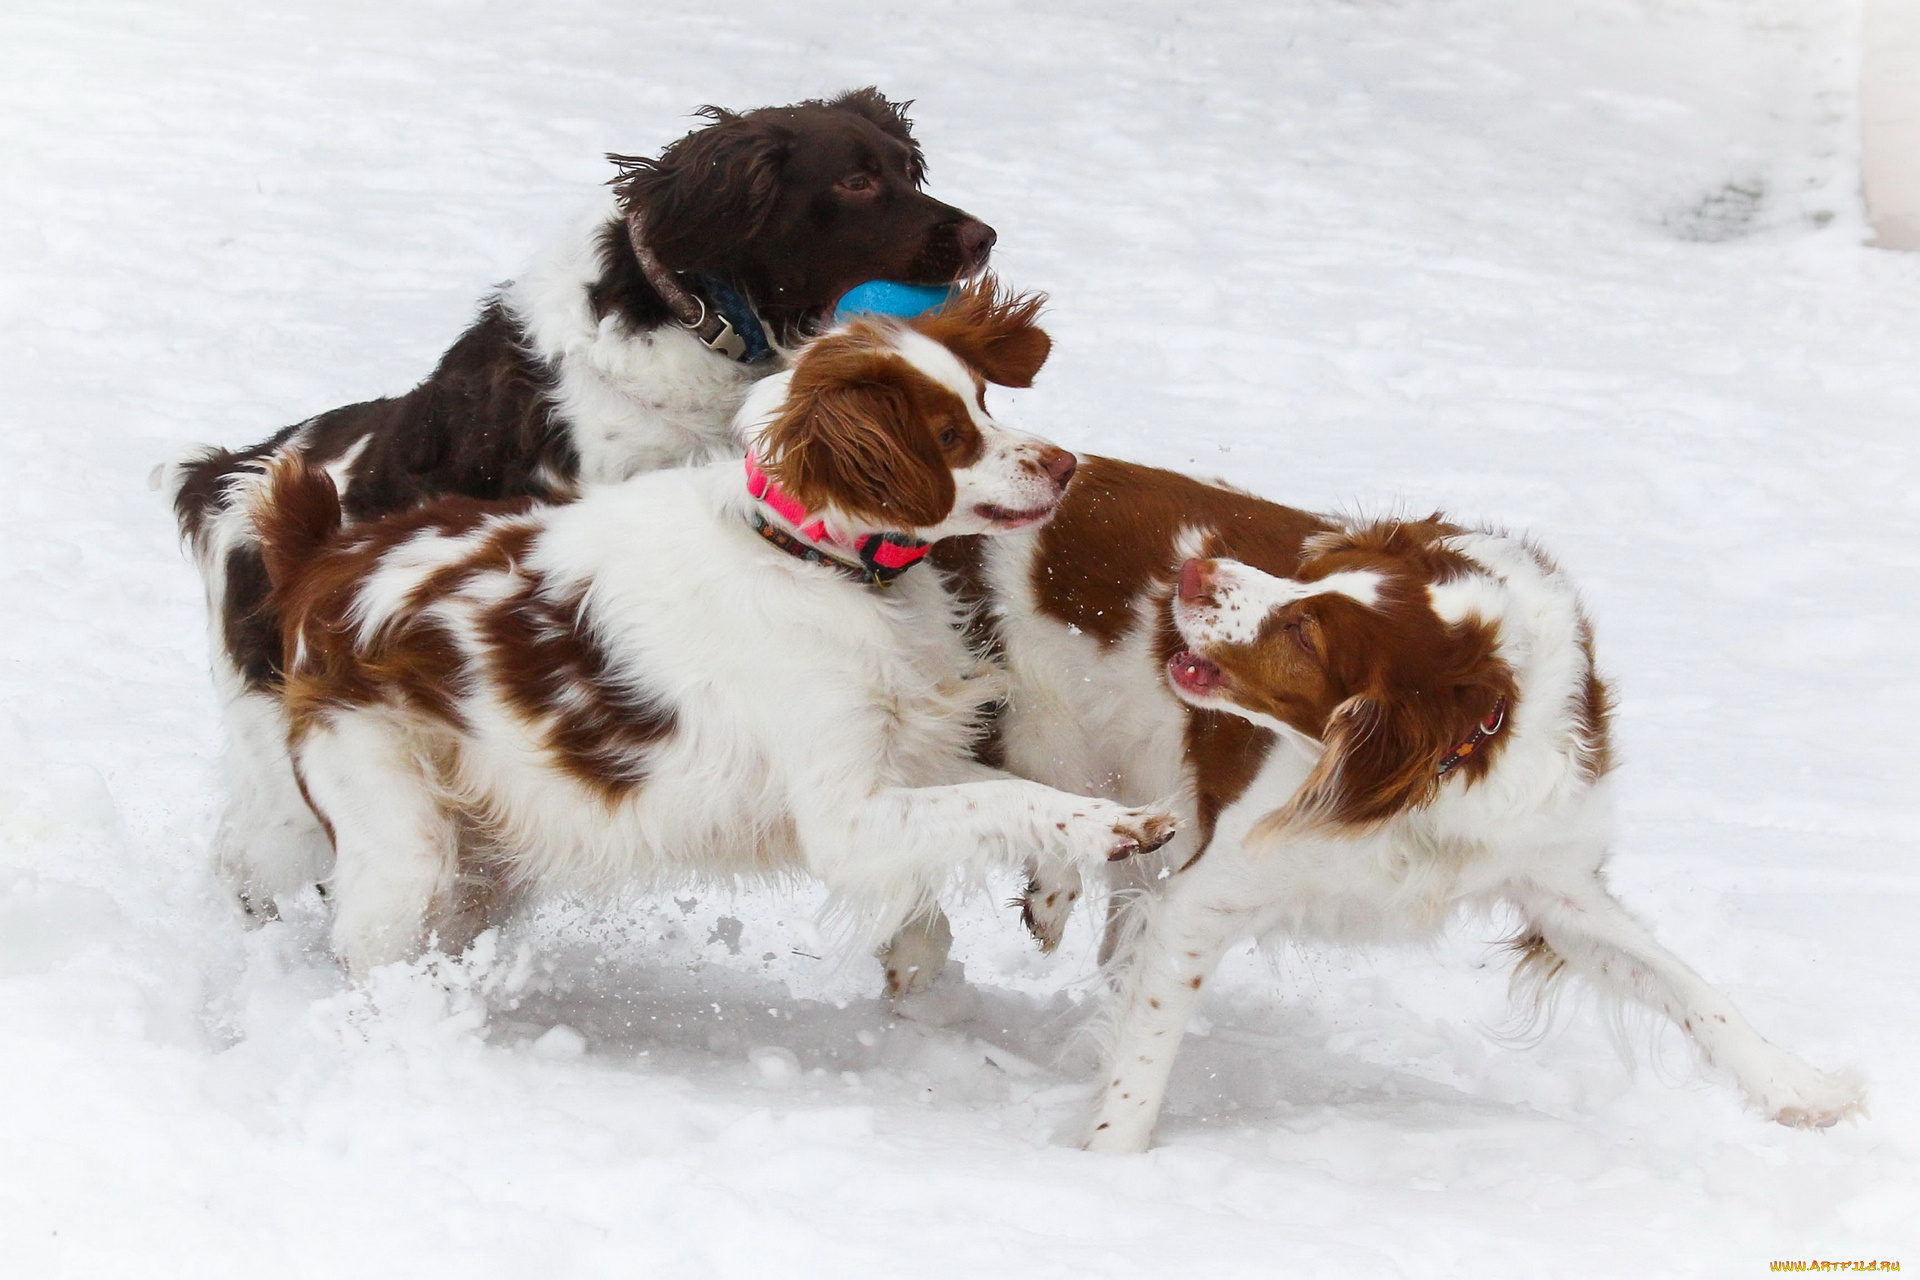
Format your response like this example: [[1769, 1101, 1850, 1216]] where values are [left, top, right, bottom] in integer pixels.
[[155, 445, 253, 557], [247, 455, 344, 597]]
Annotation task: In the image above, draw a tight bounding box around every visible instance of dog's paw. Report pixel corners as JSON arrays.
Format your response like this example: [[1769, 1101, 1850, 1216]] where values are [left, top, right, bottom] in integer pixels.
[[1080, 1113, 1154, 1155], [1053, 800, 1181, 867], [889, 964, 983, 1028], [1755, 1060, 1868, 1130], [878, 911, 953, 1000], [232, 887, 281, 926], [1018, 869, 1082, 953], [1105, 804, 1180, 862]]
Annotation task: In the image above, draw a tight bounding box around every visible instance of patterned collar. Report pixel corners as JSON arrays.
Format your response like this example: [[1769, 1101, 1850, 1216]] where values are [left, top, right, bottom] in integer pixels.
[[1437, 697, 1507, 777], [743, 454, 930, 586]]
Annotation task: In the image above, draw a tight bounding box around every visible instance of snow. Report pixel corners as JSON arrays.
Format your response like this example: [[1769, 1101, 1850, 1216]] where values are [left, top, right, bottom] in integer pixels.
[[3, 0, 1917, 1273]]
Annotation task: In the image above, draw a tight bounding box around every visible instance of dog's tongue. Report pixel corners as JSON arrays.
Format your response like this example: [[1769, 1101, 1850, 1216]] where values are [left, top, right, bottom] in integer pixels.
[[1168, 651, 1224, 695], [835, 281, 957, 321]]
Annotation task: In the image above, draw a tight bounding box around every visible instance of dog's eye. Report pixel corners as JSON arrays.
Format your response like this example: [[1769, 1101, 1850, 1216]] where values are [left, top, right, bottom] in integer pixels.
[[1285, 619, 1315, 657], [938, 428, 960, 448], [838, 173, 878, 195]]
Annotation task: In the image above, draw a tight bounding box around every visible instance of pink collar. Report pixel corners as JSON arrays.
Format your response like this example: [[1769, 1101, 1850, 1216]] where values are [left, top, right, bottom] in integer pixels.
[[743, 454, 931, 585]]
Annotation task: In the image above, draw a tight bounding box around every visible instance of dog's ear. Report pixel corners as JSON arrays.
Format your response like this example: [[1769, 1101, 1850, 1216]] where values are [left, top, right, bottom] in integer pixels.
[[826, 87, 925, 184], [1269, 678, 1510, 832], [912, 276, 1052, 388], [1269, 693, 1448, 831], [609, 107, 794, 267], [759, 341, 954, 530]]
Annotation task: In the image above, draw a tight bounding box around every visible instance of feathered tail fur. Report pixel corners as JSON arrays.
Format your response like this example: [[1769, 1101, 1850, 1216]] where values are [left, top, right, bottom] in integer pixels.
[[246, 456, 345, 599]]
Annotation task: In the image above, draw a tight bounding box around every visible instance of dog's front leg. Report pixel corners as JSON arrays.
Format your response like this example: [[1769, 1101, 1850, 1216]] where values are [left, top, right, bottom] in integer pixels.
[[1083, 861, 1239, 1154], [1508, 875, 1866, 1128], [795, 777, 1178, 935]]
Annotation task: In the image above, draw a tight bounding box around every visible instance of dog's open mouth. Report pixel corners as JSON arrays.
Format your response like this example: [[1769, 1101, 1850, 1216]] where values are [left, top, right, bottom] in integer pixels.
[[1167, 650, 1225, 696], [975, 500, 1057, 531]]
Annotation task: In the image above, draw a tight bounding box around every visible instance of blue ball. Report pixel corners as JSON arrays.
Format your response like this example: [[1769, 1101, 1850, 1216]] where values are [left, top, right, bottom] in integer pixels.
[[835, 281, 958, 320]]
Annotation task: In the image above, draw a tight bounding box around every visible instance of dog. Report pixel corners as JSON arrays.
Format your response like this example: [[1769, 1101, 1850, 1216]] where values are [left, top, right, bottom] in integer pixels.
[[937, 456, 1866, 1152], [237, 283, 1176, 979], [170, 88, 996, 919]]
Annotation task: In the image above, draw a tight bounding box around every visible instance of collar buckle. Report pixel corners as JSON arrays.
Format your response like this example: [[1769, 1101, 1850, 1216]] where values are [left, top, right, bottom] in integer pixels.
[[702, 314, 749, 362], [625, 212, 767, 364]]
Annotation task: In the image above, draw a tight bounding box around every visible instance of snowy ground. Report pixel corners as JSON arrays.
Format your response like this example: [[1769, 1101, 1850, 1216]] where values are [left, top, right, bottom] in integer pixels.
[[3, 0, 1917, 1274]]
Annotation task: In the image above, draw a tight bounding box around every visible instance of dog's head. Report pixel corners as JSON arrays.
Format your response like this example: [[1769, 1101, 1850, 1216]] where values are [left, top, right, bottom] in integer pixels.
[[1165, 520, 1524, 829], [744, 276, 1073, 542], [612, 89, 994, 326]]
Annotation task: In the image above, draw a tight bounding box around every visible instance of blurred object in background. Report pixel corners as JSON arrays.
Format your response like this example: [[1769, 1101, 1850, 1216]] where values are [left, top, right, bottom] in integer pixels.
[[1863, 0, 1920, 249]]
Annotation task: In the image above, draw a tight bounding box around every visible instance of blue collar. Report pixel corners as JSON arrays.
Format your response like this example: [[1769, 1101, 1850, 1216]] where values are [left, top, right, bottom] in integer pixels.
[[689, 273, 774, 364], [621, 214, 775, 365]]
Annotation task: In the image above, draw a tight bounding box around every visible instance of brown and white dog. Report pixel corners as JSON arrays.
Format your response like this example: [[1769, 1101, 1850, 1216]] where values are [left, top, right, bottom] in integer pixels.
[[239, 285, 1174, 979], [942, 457, 1865, 1152], [171, 89, 996, 922]]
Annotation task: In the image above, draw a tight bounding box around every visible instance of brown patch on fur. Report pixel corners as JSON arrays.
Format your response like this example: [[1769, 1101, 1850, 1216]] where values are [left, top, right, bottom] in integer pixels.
[[252, 458, 345, 592], [219, 545, 281, 690], [478, 579, 677, 804], [1183, 708, 1276, 865], [255, 460, 675, 802], [928, 534, 1001, 658], [911, 277, 1051, 388], [1574, 621, 1617, 782], [405, 522, 539, 614], [935, 416, 984, 470], [1269, 635, 1515, 829], [926, 534, 1008, 768], [1029, 457, 1334, 646], [255, 461, 511, 732], [172, 443, 264, 546], [279, 605, 468, 739]]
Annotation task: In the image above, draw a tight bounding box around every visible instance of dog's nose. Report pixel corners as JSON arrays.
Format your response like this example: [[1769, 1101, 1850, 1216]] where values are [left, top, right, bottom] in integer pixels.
[[1177, 558, 1214, 603], [1039, 447, 1076, 489], [954, 219, 996, 269]]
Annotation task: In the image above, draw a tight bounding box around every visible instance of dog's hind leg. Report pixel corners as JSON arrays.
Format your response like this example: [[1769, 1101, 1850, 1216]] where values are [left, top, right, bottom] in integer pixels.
[[294, 710, 461, 979], [183, 480, 333, 921], [212, 685, 335, 920], [1508, 875, 1866, 1129]]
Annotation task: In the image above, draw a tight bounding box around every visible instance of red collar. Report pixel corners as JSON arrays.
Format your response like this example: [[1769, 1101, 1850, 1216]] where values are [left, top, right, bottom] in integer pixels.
[[743, 454, 930, 586], [1437, 697, 1506, 777]]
